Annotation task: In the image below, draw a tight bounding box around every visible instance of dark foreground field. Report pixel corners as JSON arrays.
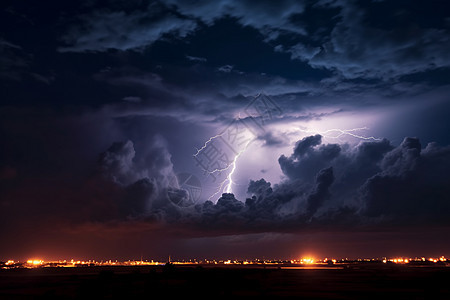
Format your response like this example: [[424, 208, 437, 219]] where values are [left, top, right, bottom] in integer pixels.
[[1, 264, 449, 299]]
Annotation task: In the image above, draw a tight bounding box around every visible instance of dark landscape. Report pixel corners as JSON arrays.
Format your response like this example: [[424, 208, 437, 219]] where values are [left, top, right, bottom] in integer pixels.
[[1, 263, 449, 299]]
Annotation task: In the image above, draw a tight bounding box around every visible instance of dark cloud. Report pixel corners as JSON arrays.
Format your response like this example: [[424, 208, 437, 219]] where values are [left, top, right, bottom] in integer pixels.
[[59, 1, 197, 52], [305, 167, 334, 217], [0, 38, 30, 81], [59, 0, 306, 53], [293, 134, 322, 157], [98, 140, 137, 185], [2, 104, 448, 241], [247, 178, 272, 199], [285, 0, 450, 80], [278, 134, 341, 182], [360, 138, 450, 223], [167, 135, 450, 234], [166, 0, 307, 38], [94, 135, 194, 219], [256, 131, 287, 147], [60, 134, 435, 239], [0, 38, 50, 83], [185, 55, 207, 62]]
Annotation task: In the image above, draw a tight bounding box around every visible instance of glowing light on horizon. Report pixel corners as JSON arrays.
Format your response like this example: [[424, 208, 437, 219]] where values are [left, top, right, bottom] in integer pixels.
[[385, 257, 411, 264], [300, 257, 315, 264], [1, 255, 447, 270], [27, 259, 43, 265]]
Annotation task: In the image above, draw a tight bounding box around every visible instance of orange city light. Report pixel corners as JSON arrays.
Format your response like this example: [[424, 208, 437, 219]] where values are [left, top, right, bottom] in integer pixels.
[[301, 257, 315, 264], [27, 259, 43, 265]]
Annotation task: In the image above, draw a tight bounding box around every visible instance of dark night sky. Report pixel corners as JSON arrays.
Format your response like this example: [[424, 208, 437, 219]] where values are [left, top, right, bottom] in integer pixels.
[[1, 0, 450, 261]]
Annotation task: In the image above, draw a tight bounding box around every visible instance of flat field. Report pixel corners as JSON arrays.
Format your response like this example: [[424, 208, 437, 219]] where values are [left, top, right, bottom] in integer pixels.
[[1, 263, 449, 299]]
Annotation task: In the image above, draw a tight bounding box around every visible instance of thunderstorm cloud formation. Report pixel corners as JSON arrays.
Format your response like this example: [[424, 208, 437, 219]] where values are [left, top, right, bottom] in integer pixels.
[[13, 134, 444, 235]]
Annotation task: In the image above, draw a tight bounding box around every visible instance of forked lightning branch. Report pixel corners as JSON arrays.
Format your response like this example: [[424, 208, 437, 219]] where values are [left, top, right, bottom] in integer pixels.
[[193, 118, 256, 200], [193, 94, 381, 201], [193, 93, 281, 200]]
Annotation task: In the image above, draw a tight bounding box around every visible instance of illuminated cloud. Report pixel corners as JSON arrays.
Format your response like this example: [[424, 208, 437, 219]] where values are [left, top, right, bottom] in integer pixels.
[[167, 135, 450, 233]]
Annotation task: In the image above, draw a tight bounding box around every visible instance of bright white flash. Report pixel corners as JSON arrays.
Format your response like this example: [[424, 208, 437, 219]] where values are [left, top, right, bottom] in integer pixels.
[[298, 127, 381, 141]]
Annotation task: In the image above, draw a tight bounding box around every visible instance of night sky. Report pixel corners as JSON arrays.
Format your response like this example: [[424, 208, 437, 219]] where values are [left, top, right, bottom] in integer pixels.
[[1, 0, 450, 261]]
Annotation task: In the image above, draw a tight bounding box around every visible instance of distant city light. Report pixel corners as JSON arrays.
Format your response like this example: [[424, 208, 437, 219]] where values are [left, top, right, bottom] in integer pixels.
[[300, 257, 315, 264], [26, 259, 43, 266], [1, 255, 448, 269]]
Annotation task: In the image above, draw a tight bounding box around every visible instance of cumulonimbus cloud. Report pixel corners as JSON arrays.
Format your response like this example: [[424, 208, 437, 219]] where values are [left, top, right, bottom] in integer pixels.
[[80, 134, 450, 235]]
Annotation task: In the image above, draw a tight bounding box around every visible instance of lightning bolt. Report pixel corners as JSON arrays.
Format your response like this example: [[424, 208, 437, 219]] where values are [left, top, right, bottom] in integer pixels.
[[207, 178, 228, 201], [194, 95, 275, 201], [192, 132, 235, 176], [225, 145, 249, 193], [298, 127, 381, 141], [204, 144, 249, 200], [193, 133, 225, 157], [194, 129, 252, 200], [205, 163, 233, 175]]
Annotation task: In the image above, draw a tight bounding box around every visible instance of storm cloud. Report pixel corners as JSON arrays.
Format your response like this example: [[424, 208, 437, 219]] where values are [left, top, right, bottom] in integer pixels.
[[58, 0, 450, 84], [58, 1, 198, 52], [164, 135, 450, 233], [360, 137, 450, 223]]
